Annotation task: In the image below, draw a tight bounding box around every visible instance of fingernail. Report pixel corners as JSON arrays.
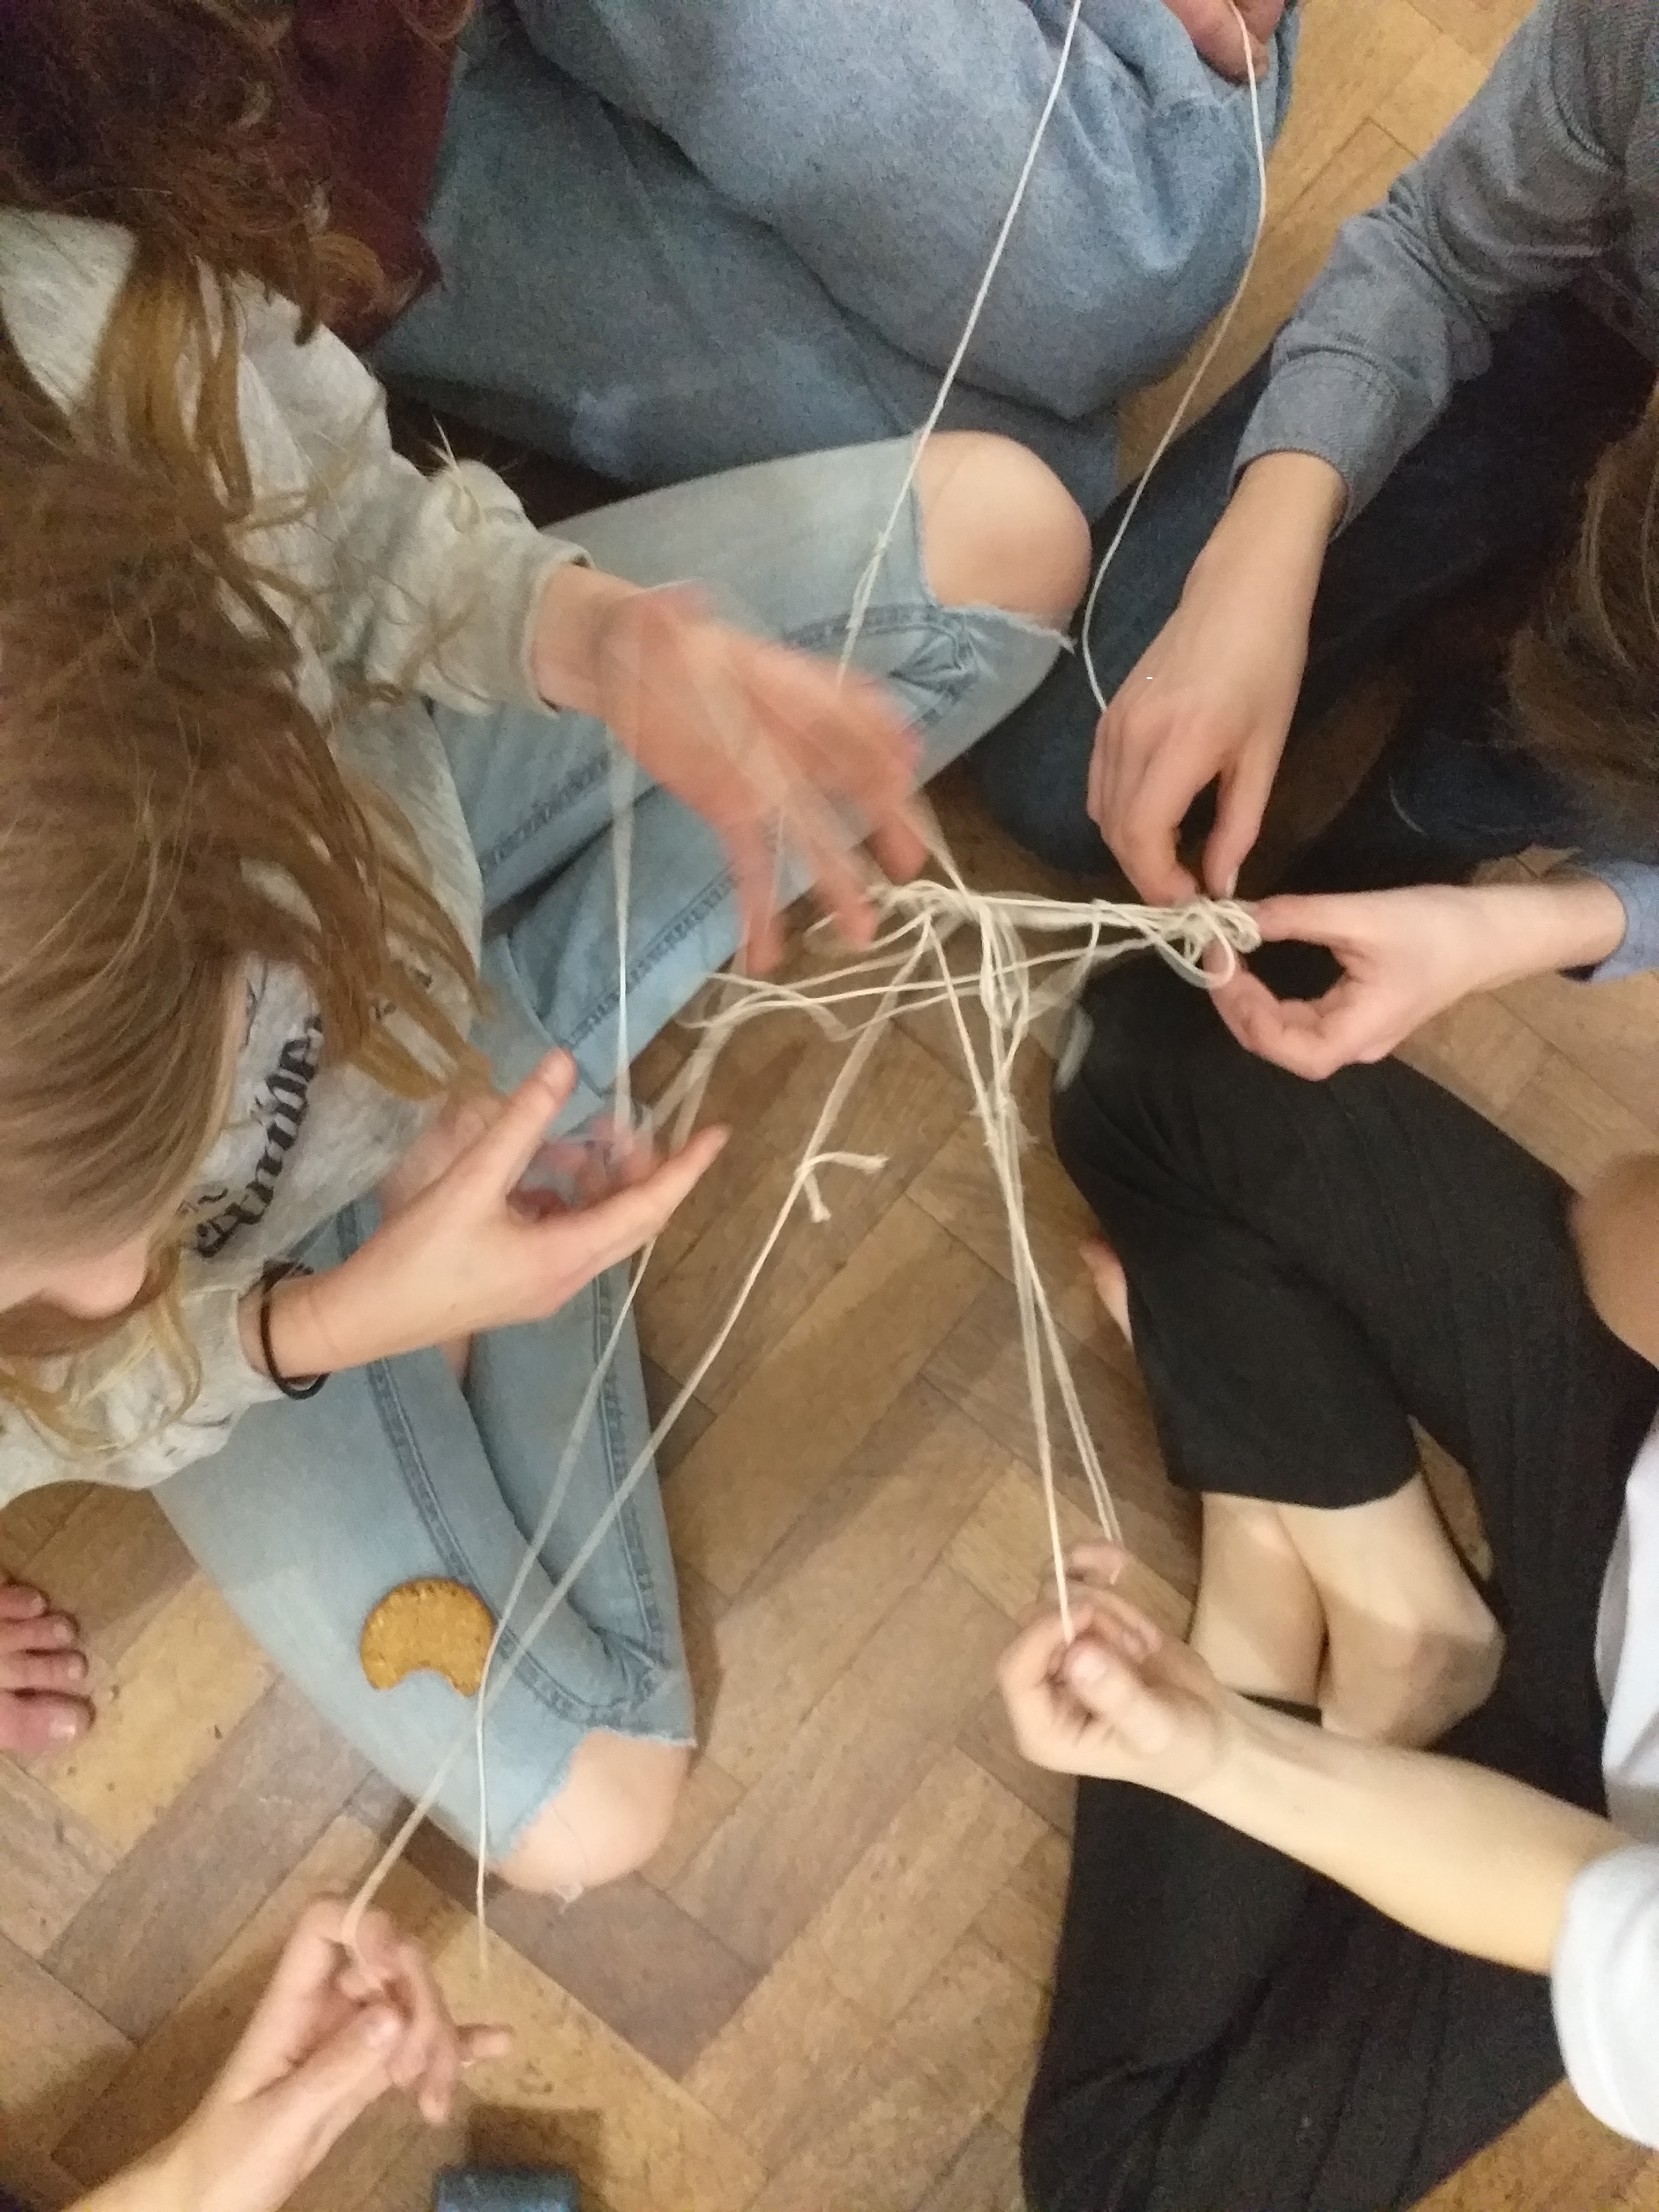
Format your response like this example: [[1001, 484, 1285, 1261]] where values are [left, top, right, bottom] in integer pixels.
[[50, 1710, 84, 1740], [1067, 1645, 1108, 1684], [365, 2009, 400, 2050]]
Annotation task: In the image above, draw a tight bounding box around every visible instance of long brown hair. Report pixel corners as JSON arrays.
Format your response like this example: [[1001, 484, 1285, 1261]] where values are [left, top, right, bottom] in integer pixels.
[[0, 1, 481, 1409], [1509, 398, 1659, 843]]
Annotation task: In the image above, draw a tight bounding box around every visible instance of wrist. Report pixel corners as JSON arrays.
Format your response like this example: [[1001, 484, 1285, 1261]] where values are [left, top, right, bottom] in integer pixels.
[[238, 1269, 353, 1385], [1467, 875, 1627, 988], [1207, 452, 1346, 581], [529, 565, 642, 713]]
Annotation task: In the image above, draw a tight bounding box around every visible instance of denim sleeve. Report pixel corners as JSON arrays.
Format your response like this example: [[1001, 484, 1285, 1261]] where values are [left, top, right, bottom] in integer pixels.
[[1575, 862, 1659, 982], [1236, 0, 1650, 519], [520, 0, 1296, 421]]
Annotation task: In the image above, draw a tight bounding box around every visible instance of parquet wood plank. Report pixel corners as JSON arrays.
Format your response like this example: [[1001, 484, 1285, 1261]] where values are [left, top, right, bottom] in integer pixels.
[[644, 1024, 968, 1408], [743, 2032, 987, 2212], [0, 1757, 118, 1957], [51, 1817, 387, 2188], [911, 2119, 1026, 2212], [958, 1688, 1079, 1837], [1266, 0, 1438, 214], [909, 1111, 1109, 1347], [1372, 28, 1492, 153], [1403, 0, 1527, 64], [670, 1563, 1013, 1968], [406, 1825, 758, 2080], [43, 1677, 365, 2038], [804, 1749, 1044, 2025], [683, 1935, 880, 2166], [925, 1280, 1199, 1595], [0, 1930, 130, 2155], [639, 1751, 746, 1896], [888, 1930, 1048, 2116], [0, 2131, 83, 2211], [665, 1199, 989, 1597], [425, 1879, 767, 2212], [10, 1488, 193, 1675], [0, 1487, 91, 1579], [973, 1829, 1074, 1992], [703, 1385, 1010, 1784], [28, 1572, 274, 1854]]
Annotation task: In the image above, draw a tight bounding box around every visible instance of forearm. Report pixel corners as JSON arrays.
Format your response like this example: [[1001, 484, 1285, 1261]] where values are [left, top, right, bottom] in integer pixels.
[[1456, 875, 1628, 988], [1192, 451, 1344, 610], [70, 2146, 184, 2212], [1187, 1699, 1625, 1971]]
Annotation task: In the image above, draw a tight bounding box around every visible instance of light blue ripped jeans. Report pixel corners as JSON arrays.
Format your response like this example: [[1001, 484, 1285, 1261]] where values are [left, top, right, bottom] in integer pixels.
[[371, 0, 1298, 517], [159, 439, 1062, 1856]]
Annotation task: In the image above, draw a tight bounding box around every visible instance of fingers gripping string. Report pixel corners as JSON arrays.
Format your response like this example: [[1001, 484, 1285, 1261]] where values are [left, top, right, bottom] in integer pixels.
[[350, 1, 1272, 1960]]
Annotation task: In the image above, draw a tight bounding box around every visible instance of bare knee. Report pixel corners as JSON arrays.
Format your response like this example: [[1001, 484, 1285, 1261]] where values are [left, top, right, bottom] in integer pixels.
[[915, 431, 1090, 629], [497, 1733, 690, 1896]]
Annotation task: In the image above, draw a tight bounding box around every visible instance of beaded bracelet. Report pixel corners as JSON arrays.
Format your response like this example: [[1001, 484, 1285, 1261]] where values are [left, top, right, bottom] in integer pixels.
[[257, 1259, 330, 1401]]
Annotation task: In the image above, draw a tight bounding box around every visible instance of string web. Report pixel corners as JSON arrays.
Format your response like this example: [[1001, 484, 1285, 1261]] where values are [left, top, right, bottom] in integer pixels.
[[345, 2, 1269, 1962]]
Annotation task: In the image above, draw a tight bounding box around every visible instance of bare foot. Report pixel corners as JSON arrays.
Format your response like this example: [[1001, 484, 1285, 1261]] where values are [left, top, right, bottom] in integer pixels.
[[1081, 1237, 1132, 1341], [0, 1580, 92, 1753], [1276, 1482, 1504, 1748]]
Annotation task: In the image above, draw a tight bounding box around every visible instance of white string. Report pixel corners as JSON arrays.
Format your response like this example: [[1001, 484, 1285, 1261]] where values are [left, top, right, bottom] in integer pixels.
[[352, 2, 1273, 1954], [838, 0, 1087, 675], [1082, 12, 1269, 710]]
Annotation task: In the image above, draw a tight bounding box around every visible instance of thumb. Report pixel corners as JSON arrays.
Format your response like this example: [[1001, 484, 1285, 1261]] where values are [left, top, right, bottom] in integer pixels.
[[456, 1053, 578, 1200], [1248, 893, 1369, 952], [264, 2004, 400, 2155]]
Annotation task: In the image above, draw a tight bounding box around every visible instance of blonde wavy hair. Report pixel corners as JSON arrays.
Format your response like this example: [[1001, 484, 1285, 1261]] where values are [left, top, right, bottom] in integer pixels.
[[0, 0, 480, 1421]]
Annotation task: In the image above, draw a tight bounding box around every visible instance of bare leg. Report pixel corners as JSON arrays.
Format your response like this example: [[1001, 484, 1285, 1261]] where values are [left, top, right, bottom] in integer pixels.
[[916, 431, 1090, 628], [0, 1579, 91, 1751], [1083, 1239, 1324, 1706], [496, 1731, 689, 1897], [1276, 1481, 1503, 1748]]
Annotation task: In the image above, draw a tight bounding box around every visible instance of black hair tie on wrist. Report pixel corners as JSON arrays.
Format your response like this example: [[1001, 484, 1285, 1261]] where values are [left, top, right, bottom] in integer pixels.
[[258, 1259, 328, 1400]]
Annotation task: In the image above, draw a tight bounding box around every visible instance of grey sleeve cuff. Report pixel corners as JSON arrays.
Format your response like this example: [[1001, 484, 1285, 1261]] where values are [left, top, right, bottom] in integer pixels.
[[1553, 1843, 1659, 2146], [1570, 862, 1658, 982], [1231, 353, 1419, 525]]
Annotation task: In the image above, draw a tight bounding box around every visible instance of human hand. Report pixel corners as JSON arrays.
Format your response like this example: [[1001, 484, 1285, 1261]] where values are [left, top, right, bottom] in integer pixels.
[[1210, 876, 1630, 1079], [156, 1900, 509, 2212], [1158, 0, 1284, 79], [998, 1543, 1231, 1797], [271, 1053, 725, 1378], [0, 1576, 90, 1752], [533, 573, 927, 973], [1089, 453, 1343, 902]]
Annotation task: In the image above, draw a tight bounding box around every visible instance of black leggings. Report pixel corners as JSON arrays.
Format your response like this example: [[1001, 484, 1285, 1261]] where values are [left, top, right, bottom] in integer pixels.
[[1026, 955, 1659, 2212]]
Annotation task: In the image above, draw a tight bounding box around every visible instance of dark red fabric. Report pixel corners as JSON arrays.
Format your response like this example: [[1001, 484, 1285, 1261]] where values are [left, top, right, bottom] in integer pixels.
[[283, 1, 459, 340]]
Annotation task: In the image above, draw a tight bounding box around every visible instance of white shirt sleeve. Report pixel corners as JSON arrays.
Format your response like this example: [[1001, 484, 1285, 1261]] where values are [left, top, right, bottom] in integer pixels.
[[1552, 1843, 1659, 2143]]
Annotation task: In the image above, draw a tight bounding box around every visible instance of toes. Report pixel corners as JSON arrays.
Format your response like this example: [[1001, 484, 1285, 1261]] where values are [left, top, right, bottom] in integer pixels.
[[0, 1690, 91, 1754], [0, 1610, 81, 1657], [0, 1650, 88, 1695]]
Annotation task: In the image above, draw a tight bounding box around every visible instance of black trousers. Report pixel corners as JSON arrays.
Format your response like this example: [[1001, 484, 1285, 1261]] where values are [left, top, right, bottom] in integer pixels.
[[1026, 957, 1659, 2212]]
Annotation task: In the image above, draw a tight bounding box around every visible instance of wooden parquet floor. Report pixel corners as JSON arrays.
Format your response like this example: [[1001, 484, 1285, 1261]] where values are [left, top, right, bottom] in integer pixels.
[[10, 1, 1659, 2204]]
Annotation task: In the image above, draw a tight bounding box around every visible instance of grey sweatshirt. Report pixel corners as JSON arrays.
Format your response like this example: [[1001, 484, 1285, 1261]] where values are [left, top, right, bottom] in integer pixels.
[[0, 210, 582, 1503], [1235, 0, 1659, 980]]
